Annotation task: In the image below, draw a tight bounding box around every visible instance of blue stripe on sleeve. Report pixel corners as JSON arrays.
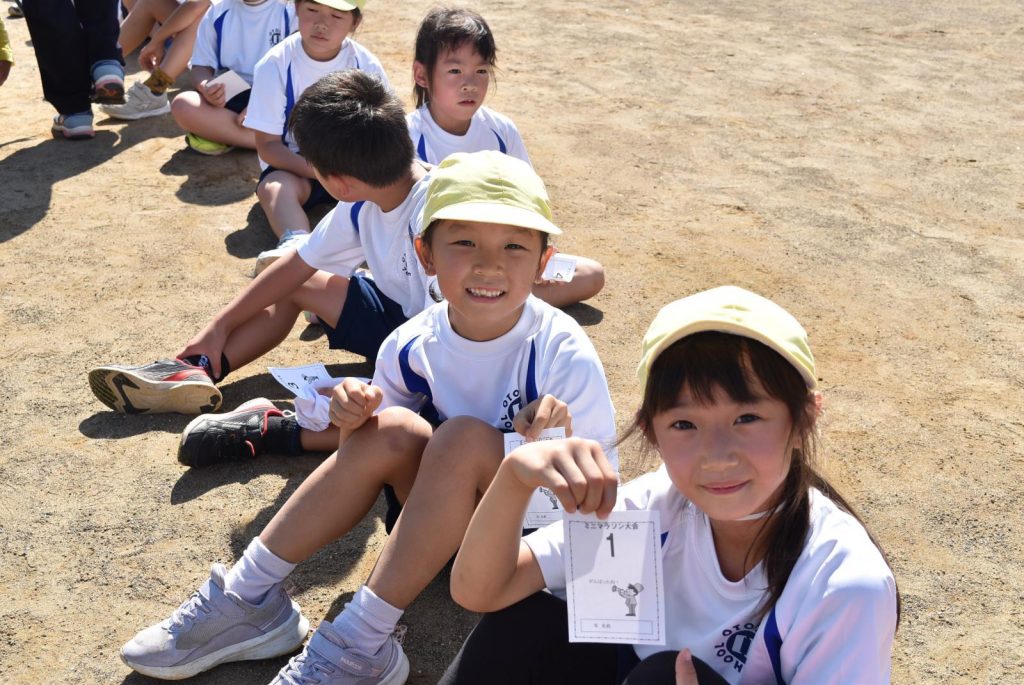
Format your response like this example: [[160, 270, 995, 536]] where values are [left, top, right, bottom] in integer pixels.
[[764, 607, 785, 685], [525, 341, 538, 404]]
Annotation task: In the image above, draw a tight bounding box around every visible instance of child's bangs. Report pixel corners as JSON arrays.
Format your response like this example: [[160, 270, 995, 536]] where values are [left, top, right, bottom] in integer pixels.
[[644, 332, 808, 417], [437, 18, 496, 65]]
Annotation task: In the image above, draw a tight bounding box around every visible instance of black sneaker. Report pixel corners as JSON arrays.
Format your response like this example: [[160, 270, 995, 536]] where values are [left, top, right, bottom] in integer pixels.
[[178, 398, 284, 468], [88, 359, 222, 414]]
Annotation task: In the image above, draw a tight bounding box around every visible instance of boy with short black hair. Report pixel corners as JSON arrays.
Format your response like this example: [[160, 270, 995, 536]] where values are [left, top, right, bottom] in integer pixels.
[[119, 151, 618, 683], [89, 70, 432, 447]]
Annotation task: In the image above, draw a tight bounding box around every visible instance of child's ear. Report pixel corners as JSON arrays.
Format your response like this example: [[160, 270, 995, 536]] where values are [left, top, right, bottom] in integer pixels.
[[535, 245, 556, 281], [319, 173, 353, 202], [412, 61, 429, 89], [414, 236, 436, 276], [811, 391, 823, 418]]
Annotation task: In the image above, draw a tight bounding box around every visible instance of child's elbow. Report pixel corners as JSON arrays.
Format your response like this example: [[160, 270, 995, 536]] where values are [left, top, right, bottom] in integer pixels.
[[450, 572, 497, 613]]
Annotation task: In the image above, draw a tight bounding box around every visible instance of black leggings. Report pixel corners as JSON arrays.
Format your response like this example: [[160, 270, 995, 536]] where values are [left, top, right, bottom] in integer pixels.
[[439, 592, 728, 685]]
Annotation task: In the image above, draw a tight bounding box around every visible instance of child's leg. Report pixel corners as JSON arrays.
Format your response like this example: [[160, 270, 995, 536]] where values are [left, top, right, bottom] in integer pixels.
[[256, 170, 314, 239], [171, 92, 257, 148], [267, 417, 504, 681], [533, 255, 605, 308], [220, 269, 349, 373], [122, 408, 431, 680], [153, 13, 198, 80], [117, 0, 176, 55], [361, 416, 505, 609], [259, 408, 432, 563]]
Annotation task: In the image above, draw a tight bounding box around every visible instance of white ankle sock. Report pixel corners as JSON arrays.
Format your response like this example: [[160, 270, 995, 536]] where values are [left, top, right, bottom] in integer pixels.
[[223, 537, 296, 605], [328, 585, 403, 655]]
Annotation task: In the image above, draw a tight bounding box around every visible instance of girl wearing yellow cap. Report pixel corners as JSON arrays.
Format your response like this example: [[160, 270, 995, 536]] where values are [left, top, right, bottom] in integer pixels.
[[446, 286, 900, 685]]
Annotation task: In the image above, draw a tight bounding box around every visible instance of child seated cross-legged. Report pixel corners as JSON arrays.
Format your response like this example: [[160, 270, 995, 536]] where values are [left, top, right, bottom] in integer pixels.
[[442, 286, 900, 685], [99, 0, 210, 120], [407, 7, 605, 307], [169, 0, 297, 155], [119, 150, 619, 683], [88, 71, 433, 423], [245, 0, 390, 275]]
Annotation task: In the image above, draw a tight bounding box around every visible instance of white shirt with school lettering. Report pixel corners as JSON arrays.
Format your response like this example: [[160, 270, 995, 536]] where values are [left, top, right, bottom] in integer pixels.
[[371, 295, 617, 468], [407, 105, 530, 166], [190, 0, 297, 85], [525, 469, 897, 684], [244, 32, 390, 168], [297, 170, 434, 319]]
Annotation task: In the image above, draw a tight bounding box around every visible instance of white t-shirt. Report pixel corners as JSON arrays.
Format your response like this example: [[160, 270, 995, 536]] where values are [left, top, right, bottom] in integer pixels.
[[407, 105, 531, 166], [244, 32, 390, 168], [372, 295, 617, 468], [297, 169, 435, 319], [526, 469, 897, 684], [190, 0, 296, 85]]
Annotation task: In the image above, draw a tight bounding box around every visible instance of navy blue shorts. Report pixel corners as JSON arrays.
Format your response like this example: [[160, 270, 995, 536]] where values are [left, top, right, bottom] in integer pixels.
[[257, 165, 333, 210], [225, 88, 251, 114], [321, 273, 407, 360]]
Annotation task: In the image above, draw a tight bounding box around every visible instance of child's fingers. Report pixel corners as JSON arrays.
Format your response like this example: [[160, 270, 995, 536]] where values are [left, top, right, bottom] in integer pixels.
[[574, 442, 617, 515]]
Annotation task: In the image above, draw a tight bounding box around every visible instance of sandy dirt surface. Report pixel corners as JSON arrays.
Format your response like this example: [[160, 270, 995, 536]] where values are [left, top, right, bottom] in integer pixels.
[[1, 0, 1023, 682]]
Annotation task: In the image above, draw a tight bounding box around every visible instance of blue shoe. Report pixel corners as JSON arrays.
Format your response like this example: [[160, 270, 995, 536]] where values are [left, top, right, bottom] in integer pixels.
[[51, 113, 94, 140]]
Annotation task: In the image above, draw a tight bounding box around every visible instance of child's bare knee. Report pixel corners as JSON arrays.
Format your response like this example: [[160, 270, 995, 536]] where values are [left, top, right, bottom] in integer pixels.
[[424, 417, 502, 468], [375, 407, 433, 455]]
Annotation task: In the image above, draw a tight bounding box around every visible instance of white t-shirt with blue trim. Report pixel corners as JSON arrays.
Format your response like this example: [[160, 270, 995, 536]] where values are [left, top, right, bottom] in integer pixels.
[[189, 0, 296, 85], [370, 295, 617, 468], [297, 169, 435, 320], [244, 32, 390, 169], [406, 105, 531, 166], [525, 469, 897, 684]]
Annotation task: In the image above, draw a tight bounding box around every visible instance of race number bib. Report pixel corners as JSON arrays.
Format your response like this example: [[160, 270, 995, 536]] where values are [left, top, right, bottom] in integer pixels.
[[563, 510, 666, 645]]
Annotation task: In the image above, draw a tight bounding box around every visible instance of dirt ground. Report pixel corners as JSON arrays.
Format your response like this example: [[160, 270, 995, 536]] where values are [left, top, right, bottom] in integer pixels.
[[1, 0, 1023, 682]]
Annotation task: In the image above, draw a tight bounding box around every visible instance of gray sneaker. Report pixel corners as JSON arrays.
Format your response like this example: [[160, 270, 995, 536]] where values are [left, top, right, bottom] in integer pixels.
[[121, 563, 309, 680], [272, 622, 409, 685]]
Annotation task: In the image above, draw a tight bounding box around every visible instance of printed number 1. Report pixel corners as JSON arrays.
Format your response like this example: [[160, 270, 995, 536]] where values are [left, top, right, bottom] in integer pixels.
[[606, 533, 615, 557]]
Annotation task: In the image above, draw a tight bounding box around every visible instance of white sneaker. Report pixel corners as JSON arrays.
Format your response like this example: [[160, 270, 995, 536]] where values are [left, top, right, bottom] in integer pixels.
[[253, 231, 310, 276], [99, 81, 170, 120]]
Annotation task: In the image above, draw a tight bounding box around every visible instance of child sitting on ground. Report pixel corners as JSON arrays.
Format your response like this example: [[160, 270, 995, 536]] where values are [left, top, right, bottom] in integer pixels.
[[89, 71, 431, 424], [443, 286, 900, 685], [244, 0, 389, 275], [100, 0, 210, 120], [119, 150, 619, 684], [406, 6, 605, 307], [170, 0, 297, 155]]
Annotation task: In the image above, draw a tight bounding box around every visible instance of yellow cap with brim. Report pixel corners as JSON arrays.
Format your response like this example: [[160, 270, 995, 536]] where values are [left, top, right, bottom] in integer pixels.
[[419, 151, 562, 236], [307, 0, 364, 11], [637, 286, 817, 392]]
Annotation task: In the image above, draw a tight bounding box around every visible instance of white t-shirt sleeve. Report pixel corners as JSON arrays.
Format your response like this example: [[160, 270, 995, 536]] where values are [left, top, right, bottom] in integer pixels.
[[297, 204, 365, 276], [243, 50, 287, 136], [190, 6, 219, 70], [783, 547, 898, 684], [371, 330, 428, 414], [534, 316, 618, 469], [502, 120, 531, 166]]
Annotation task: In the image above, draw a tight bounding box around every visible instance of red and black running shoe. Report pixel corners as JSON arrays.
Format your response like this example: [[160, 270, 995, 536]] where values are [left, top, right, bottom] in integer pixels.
[[178, 398, 282, 468], [88, 359, 222, 414]]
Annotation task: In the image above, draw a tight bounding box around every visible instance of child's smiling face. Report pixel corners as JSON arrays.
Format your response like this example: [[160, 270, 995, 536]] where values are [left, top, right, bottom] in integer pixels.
[[651, 377, 796, 525], [416, 220, 551, 342], [414, 42, 491, 136], [297, 1, 358, 61]]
